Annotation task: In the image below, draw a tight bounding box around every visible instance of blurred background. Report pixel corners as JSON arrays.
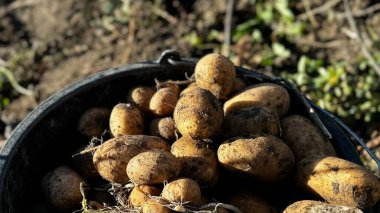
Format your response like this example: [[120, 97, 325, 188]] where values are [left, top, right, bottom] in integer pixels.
[[0, 0, 380, 172]]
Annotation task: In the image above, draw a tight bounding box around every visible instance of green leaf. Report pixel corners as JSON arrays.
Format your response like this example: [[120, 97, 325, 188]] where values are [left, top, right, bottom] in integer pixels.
[[272, 42, 290, 58]]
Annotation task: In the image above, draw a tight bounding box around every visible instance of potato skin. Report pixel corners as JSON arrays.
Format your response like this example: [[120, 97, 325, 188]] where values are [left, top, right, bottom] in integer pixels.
[[180, 82, 198, 97], [109, 103, 144, 137], [224, 83, 290, 117], [283, 200, 362, 213], [142, 199, 171, 213], [171, 137, 219, 186], [195, 53, 236, 100], [217, 134, 295, 182], [149, 117, 177, 141], [127, 86, 155, 112], [149, 88, 179, 116], [78, 107, 111, 138], [296, 156, 380, 209], [281, 115, 336, 161], [41, 166, 86, 211], [162, 178, 202, 204], [229, 193, 277, 213], [223, 106, 280, 137], [174, 88, 223, 139], [127, 150, 181, 185], [93, 135, 169, 184], [129, 185, 162, 207]]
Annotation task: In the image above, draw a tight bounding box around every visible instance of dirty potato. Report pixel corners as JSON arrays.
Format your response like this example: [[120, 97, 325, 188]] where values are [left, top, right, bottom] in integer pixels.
[[41, 166, 86, 211], [127, 150, 181, 185], [162, 178, 202, 204], [224, 83, 290, 117], [78, 107, 111, 138], [129, 185, 162, 207], [281, 114, 336, 161], [223, 106, 280, 137], [283, 200, 362, 213], [93, 135, 169, 184], [296, 156, 380, 209], [150, 88, 179, 117], [149, 117, 177, 141], [217, 134, 295, 182], [173, 88, 223, 139], [109, 103, 144, 137], [180, 82, 198, 97], [171, 137, 219, 186], [127, 86, 155, 112]]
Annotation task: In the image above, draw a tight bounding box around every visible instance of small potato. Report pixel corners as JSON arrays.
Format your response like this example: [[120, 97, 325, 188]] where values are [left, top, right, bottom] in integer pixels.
[[127, 150, 181, 185], [93, 135, 169, 184], [171, 137, 219, 186], [149, 117, 177, 141], [162, 178, 202, 204], [41, 166, 86, 211], [217, 134, 295, 182], [71, 146, 102, 183], [180, 82, 198, 97], [174, 88, 223, 139], [129, 185, 162, 207], [109, 103, 144, 137], [195, 53, 236, 100], [231, 77, 247, 95], [142, 199, 171, 213], [281, 115, 336, 161], [78, 107, 111, 138], [296, 156, 380, 209], [127, 86, 155, 112], [150, 88, 179, 117], [229, 193, 277, 213], [224, 83, 290, 117], [283, 200, 362, 213], [223, 106, 280, 137]]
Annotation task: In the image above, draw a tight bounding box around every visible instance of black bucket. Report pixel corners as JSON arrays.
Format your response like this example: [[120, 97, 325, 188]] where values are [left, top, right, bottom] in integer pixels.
[[0, 50, 379, 212]]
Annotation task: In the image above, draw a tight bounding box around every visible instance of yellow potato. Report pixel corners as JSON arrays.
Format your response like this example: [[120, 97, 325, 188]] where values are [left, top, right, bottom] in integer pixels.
[[109, 103, 144, 137], [142, 199, 171, 213], [150, 88, 179, 117], [129, 185, 162, 207], [78, 107, 111, 138], [283, 200, 362, 213], [162, 178, 202, 204], [180, 82, 198, 97], [127, 86, 155, 112], [149, 117, 177, 141]]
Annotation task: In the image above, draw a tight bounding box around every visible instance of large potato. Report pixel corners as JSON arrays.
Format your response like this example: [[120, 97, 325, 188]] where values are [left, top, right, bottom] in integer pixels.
[[129, 185, 162, 207], [127, 86, 155, 112], [195, 53, 236, 100], [126, 150, 181, 185], [162, 178, 202, 204], [93, 135, 169, 184], [223, 106, 280, 137], [78, 107, 111, 138], [171, 137, 219, 186], [149, 117, 177, 141], [174, 88, 223, 139], [281, 115, 336, 161], [217, 134, 295, 182], [41, 166, 86, 211], [283, 200, 362, 213], [296, 156, 380, 209], [109, 103, 144, 137], [229, 193, 277, 213], [224, 83, 290, 117], [149, 87, 179, 116]]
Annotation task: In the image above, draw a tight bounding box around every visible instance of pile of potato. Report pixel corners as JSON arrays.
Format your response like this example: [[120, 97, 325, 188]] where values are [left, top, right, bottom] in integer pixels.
[[40, 54, 380, 213]]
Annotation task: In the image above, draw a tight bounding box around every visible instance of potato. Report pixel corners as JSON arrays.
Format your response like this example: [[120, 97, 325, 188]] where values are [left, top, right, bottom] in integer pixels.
[[109, 103, 144, 137], [229, 193, 277, 213], [93, 135, 169, 184], [129, 185, 162, 207], [283, 200, 362, 213], [223, 106, 280, 137], [162, 178, 202, 204], [223, 83, 290, 117], [296, 156, 380, 209], [180, 82, 198, 97], [158, 82, 180, 95], [149, 87, 179, 117], [127, 86, 155, 112], [231, 77, 247, 95], [281, 115, 336, 161], [171, 137, 219, 186], [173, 88, 223, 139], [149, 117, 177, 141], [126, 150, 181, 185], [72, 146, 102, 183], [78, 107, 111, 138], [195, 53, 236, 100], [142, 199, 171, 213], [41, 166, 86, 211], [217, 134, 295, 182]]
